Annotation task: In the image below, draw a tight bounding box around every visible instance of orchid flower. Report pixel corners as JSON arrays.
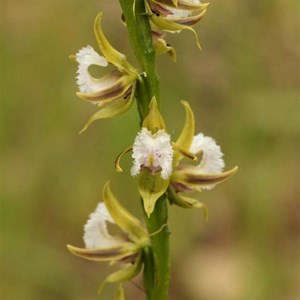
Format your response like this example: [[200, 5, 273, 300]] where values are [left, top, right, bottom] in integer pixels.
[[146, 0, 209, 49], [169, 101, 238, 219], [115, 99, 237, 218], [115, 98, 173, 217], [72, 12, 138, 133], [67, 182, 149, 292]]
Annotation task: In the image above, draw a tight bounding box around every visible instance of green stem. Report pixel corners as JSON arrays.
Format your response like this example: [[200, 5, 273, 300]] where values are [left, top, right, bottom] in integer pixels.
[[119, 1, 170, 299], [144, 196, 170, 300], [119, 0, 159, 118]]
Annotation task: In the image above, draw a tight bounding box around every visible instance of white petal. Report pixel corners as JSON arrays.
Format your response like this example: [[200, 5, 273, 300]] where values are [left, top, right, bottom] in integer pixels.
[[131, 128, 173, 180], [166, 0, 201, 19], [190, 133, 224, 189], [83, 202, 124, 249], [75, 45, 109, 94]]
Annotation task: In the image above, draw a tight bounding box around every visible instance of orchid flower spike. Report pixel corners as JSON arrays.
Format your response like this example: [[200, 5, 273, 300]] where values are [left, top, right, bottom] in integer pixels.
[[169, 101, 238, 220], [115, 98, 173, 217], [72, 12, 138, 133], [67, 182, 149, 293], [146, 0, 209, 49]]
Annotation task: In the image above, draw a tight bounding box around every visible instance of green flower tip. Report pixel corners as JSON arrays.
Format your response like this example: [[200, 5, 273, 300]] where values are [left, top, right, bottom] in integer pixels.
[[142, 97, 166, 132]]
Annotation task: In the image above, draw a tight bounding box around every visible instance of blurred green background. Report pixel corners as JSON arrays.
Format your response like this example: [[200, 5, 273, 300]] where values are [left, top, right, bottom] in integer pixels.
[[1, 0, 299, 299]]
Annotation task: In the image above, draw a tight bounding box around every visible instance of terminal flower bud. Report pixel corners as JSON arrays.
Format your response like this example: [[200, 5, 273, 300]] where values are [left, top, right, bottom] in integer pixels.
[[72, 12, 138, 132]]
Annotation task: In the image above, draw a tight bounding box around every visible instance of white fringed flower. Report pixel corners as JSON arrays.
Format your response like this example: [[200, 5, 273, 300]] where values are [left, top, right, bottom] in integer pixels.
[[131, 128, 173, 180], [166, 0, 201, 19], [83, 202, 124, 249], [68, 183, 149, 292], [189, 133, 225, 189], [75, 45, 109, 94]]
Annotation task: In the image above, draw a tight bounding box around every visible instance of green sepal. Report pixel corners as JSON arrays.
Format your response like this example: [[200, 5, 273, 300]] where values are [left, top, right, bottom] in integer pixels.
[[114, 285, 126, 300], [79, 82, 136, 133], [94, 12, 138, 76], [172, 166, 238, 190], [172, 0, 178, 6], [114, 147, 133, 172], [103, 182, 149, 245], [173, 100, 195, 163], [149, 11, 202, 49], [172, 142, 198, 162], [98, 254, 143, 294], [153, 37, 177, 62], [67, 242, 140, 262], [168, 186, 208, 221], [138, 170, 169, 217], [142, 97, 166, 132]]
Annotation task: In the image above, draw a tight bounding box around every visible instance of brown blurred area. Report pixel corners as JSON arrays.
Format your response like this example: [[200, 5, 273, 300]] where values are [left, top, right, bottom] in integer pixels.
[[1, 0, 299, 299]]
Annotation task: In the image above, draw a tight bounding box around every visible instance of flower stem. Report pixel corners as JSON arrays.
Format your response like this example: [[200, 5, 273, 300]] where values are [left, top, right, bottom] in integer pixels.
[[119, 1, 170, 299], [143, 195, 170, 300], [119, 0, 159, 118]]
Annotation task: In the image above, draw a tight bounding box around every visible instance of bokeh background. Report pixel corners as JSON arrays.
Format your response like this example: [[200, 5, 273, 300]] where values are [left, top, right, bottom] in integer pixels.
[[1, 0, 299, 299]]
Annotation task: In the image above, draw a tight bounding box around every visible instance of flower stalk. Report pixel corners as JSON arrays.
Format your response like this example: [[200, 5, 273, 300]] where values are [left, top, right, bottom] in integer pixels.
[[119, 0, 159, 119], [119, 0, 170, 298]]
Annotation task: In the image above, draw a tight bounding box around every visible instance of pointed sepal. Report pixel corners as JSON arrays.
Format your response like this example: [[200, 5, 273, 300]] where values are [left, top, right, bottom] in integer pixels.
[[67, 242, 140, 262], [173, 100, 195, 163], [98, 254, 143, 294], [79, 83, 136, 133], [114, 147, 133, 172], [168, 186, 208, 221], [153, 35, 177, 62], [94, 12, 138, 76], [149, 11, 202, 49], [172, 166, 238, 191], [103, 182, 149, 245], [142, 97, 166, 132]]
